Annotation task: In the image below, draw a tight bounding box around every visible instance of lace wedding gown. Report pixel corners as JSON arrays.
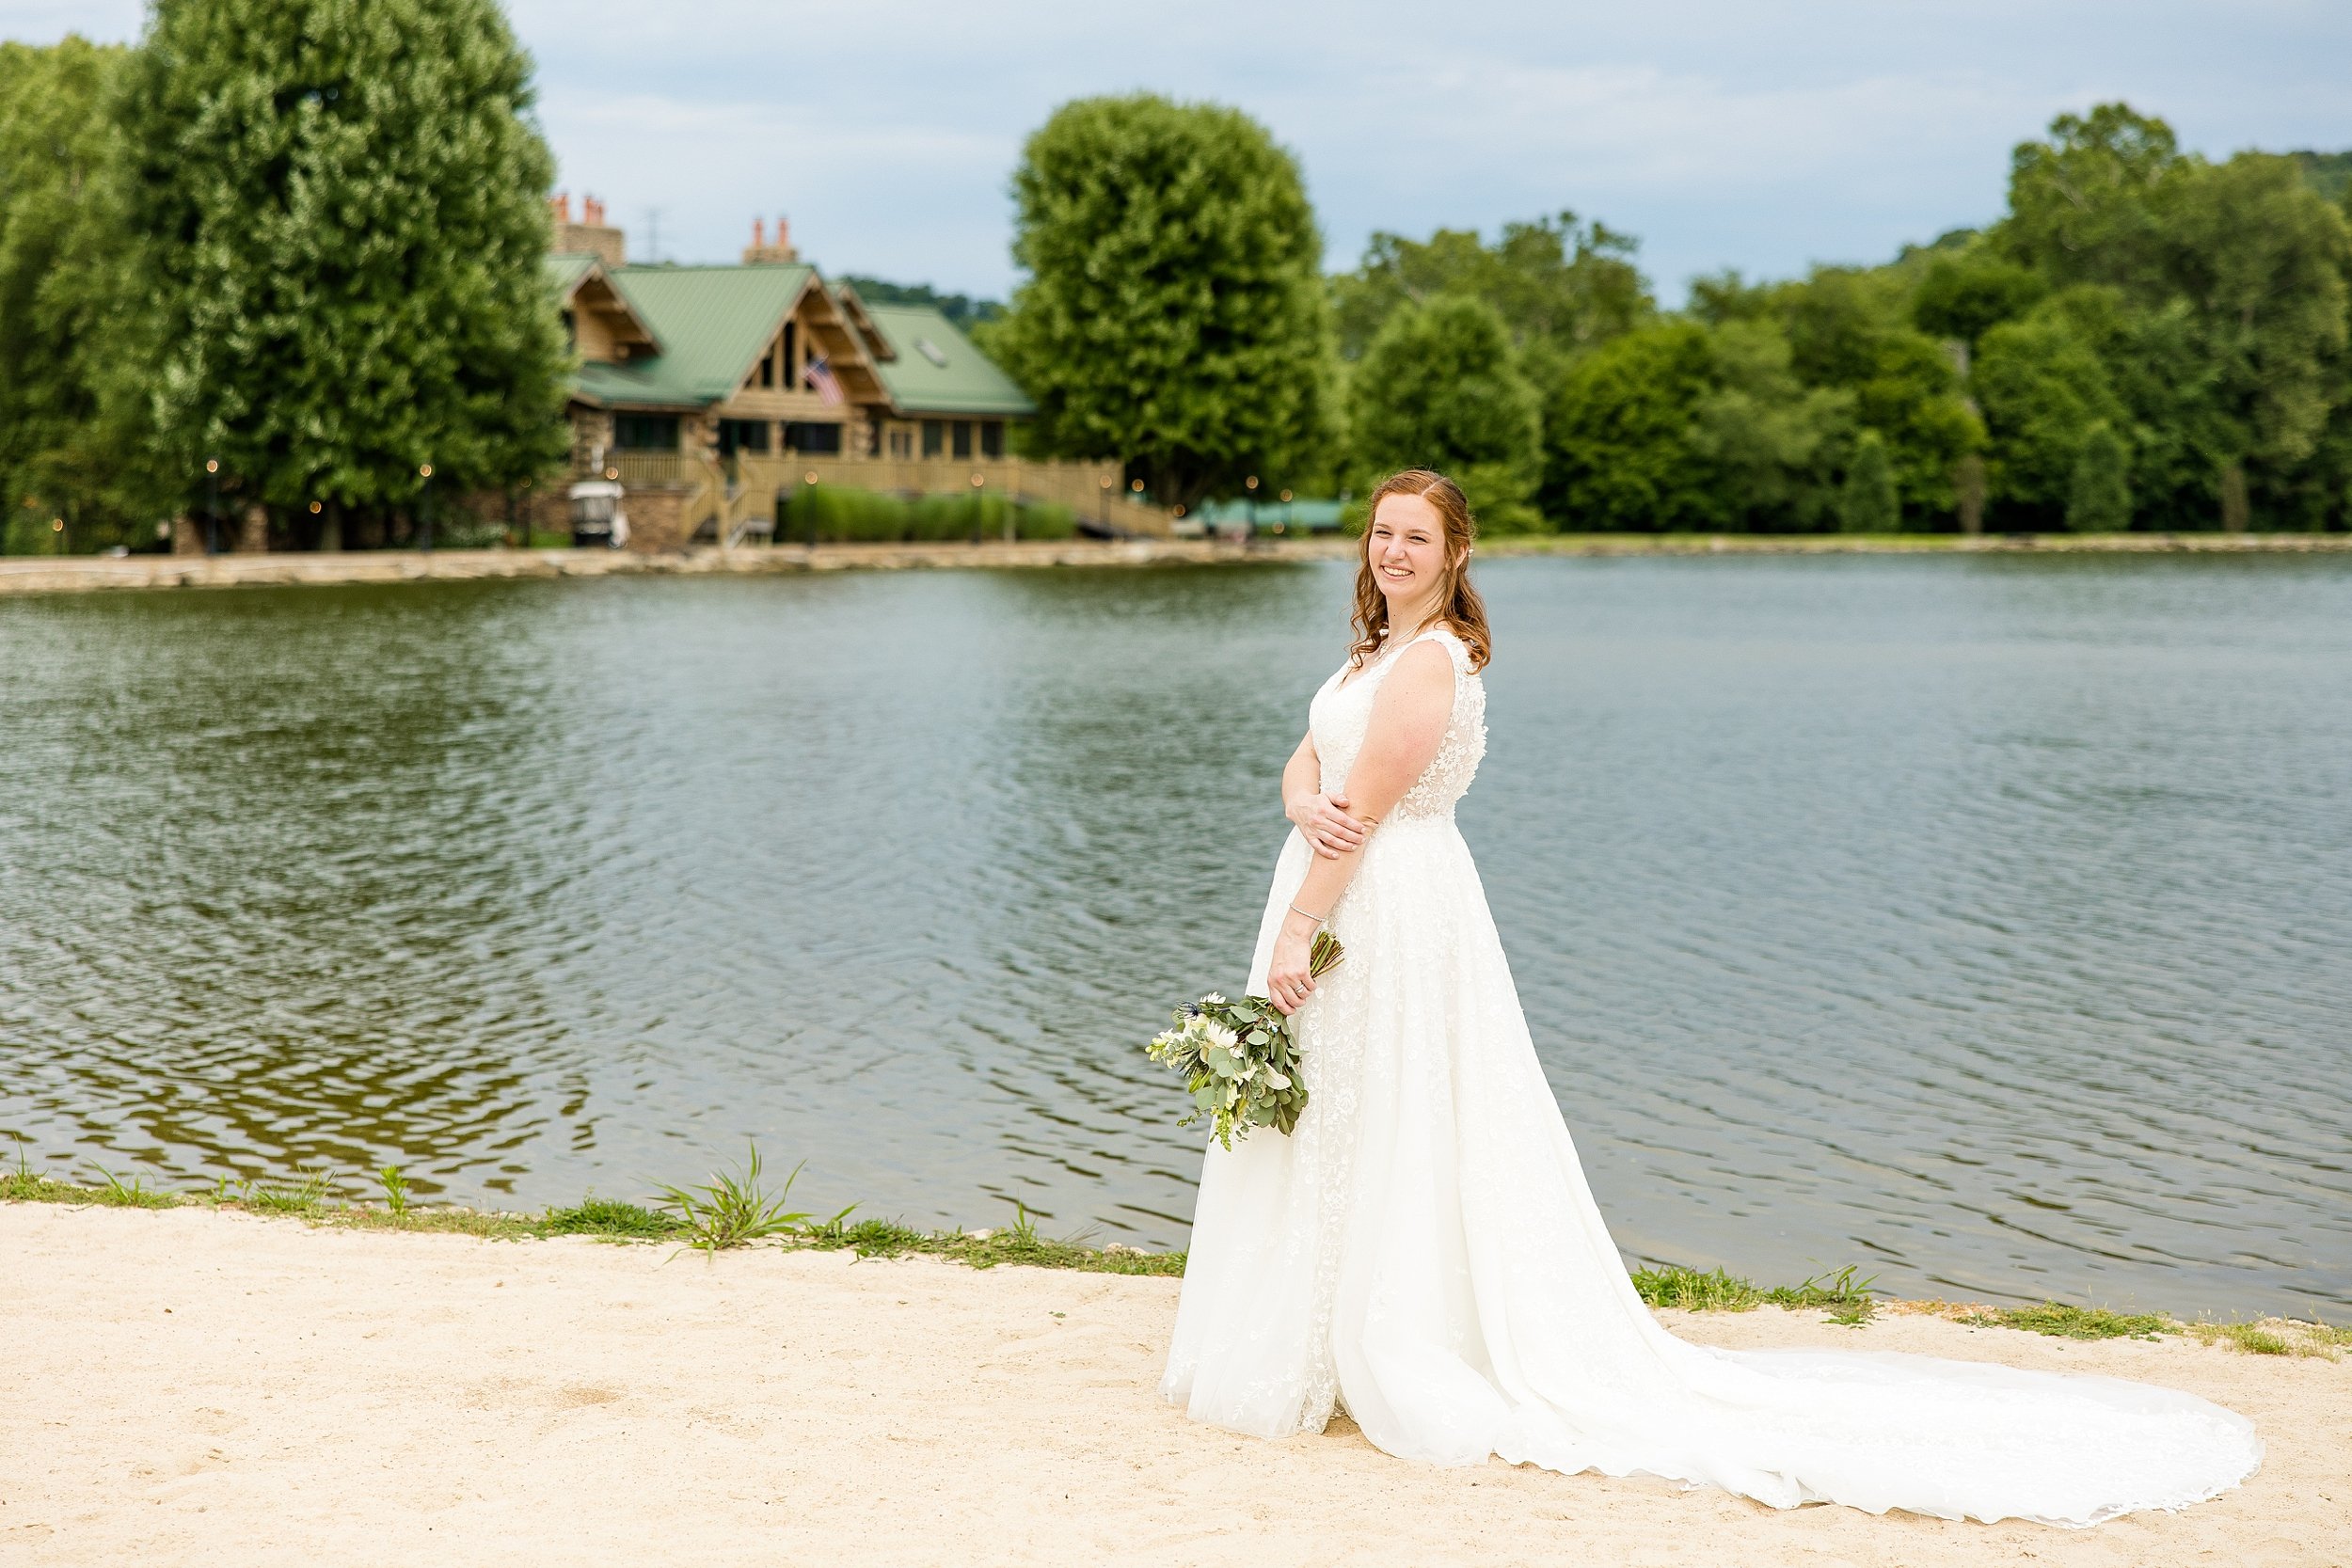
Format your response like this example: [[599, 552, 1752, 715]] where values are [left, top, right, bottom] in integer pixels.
[[1160, 625, 2261, 1526]]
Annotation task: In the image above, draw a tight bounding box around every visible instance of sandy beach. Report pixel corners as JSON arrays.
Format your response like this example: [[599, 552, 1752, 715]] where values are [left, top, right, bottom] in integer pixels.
[[5, 1205, 2344, 1567]]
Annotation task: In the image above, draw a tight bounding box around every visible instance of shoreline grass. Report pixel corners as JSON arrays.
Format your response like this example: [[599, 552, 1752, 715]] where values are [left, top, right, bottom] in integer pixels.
[[6, 1162, 2340, 1349]]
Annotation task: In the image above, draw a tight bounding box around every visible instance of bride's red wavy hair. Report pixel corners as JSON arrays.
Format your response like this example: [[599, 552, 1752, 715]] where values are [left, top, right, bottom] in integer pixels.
[[1348, 469, 1493, 673]]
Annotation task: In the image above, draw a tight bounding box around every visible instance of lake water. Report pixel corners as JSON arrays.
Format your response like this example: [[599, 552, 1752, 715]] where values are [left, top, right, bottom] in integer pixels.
[[4, 554, 2347, 1318]]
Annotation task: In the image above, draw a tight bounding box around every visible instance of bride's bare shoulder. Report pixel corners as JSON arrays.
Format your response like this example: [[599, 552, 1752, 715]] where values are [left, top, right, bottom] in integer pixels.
[[1377, 639, 1457, 703]]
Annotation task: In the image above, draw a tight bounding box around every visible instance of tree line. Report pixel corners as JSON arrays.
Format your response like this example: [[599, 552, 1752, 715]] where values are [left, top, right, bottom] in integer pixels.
[[5, 22, 2348, 553], [0, 3, 565, 555], [993, 98, 2352, 533]]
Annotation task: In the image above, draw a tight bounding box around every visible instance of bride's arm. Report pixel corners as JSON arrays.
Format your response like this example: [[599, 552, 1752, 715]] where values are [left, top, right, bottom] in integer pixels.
[[1282, 734, 1368, 859], [1264, 642, 1454, 1014]]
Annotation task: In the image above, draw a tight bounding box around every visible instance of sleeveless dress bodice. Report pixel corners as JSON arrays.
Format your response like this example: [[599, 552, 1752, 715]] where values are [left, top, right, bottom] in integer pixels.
[[1308, 626, 1486, 821]]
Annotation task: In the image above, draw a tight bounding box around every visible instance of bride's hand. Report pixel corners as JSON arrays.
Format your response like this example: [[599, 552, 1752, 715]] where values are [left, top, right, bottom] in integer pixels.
[[1267, 921, 1316, 1015], [1288, 790, 1368, 860]]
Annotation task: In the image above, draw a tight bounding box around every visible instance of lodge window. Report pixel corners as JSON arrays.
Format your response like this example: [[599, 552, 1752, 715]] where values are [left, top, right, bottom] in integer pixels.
[[613, 413, 679, 450], [951, 420, 973, 459], [757, 349, 774, 388], [979, 420, 1004, 458], [783, 322, 797, 386], [888, 428, 913, 459], [922, 420, 945, 457], [718, 418, 771, 455], [783, 421, 842, 455], [561, 309, 577, 350]]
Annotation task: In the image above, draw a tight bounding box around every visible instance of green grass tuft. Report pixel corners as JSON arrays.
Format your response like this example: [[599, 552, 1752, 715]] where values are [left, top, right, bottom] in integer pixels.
[[1956, 1301, 2171, 1340], [794, 1215, 1189, 1276], [244, 1169, 338, 1214], [540, 1197, 681, 1241], [1631, 1264, 1760, 1311], [86, 1164, 174, 1208], [2183, 1318, 2308, 1356], [656, 1144, 813, 1253], [0, 1169, 108, 1204], [1632, 1261, 1877, 1322]]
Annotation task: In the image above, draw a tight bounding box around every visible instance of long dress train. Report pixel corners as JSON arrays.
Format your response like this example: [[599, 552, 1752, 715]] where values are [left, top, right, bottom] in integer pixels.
[[1159, 625, 2260, 1527]]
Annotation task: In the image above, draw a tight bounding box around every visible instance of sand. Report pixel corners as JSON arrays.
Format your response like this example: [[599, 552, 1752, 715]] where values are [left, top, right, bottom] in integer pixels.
[[5, 1205, 2344, 1568]]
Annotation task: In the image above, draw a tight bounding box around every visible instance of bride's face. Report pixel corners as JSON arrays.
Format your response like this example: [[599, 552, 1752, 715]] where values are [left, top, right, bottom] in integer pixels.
[[1367, 493, 1451, 616]]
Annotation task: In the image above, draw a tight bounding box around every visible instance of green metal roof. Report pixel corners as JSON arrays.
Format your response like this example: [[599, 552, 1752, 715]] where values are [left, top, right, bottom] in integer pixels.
[[546, 252, 599, 294], [857, 303, 1034, 417], [576, 262, 814, 408], [573, 359, 705, 409]]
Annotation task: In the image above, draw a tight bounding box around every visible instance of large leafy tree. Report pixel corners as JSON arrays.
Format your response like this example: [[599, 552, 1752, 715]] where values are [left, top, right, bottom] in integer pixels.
[[1972, 308, 2132, 525], [0, 39, 158, 554], [2160, 152, 2351, 489], [1538, 320, 1720, 531], [1349, 294, 1542, 530], [1996, 107, 2352, 527], [113, 0, 568, 535], [1687, 319, 1852, 532], [1332, 212, 1651, 361], [2001, 103, 2184, 296], [1692, 266, 1979, 523], [993, 94, 1332, 512]]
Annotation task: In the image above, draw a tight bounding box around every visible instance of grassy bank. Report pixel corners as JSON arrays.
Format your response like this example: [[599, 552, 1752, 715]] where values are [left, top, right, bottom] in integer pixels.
[[8, 1156, 2344, 1355]]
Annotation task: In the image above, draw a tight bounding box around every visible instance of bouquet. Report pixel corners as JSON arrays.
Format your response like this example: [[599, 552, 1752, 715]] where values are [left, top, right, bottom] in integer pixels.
[[1146, 929, 1345, 1149]]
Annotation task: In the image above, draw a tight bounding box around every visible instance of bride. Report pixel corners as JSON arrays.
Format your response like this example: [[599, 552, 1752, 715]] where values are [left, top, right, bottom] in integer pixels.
[[1159, 467, 2262, 1526]]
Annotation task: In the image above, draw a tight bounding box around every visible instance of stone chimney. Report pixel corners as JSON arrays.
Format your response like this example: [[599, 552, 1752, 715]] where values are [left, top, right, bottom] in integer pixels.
[[742, 213, 799, 264], [552, 191, 625, 267]]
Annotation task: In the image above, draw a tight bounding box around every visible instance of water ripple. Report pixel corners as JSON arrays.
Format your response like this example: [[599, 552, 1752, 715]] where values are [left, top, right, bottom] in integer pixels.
[[1, 555, 2347, 1316]]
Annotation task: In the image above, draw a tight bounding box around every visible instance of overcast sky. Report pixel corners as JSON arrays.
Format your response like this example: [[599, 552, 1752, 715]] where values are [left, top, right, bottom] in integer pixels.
[[12, 1, 2349, 304]]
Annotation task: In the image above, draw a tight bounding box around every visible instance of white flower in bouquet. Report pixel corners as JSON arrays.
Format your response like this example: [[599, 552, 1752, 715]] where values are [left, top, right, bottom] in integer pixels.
[[1140, 929, 1345, 1149]]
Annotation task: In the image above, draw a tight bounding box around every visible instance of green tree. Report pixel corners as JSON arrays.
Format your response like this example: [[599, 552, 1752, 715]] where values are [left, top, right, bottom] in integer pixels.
[[1913, 250, 2046, 344], [1692, 266, 1979, 525], [2160, 152, 2352, 490], [1851, 330, 1984, 516], [2026, 285, 2222, 531], [112, 0, 568, 537], [1350, 294, 1542, 530], [1332, 212, 1651, 360], [1839, 430, 1899, 532], [1972, 308, 2131, 527], [1685, 318, 1851, 531], [1538, 320, 1719, 531], [992, 94, 1332, 512], [0, 39, 157, 554], [2066, 421, 2133, 531], [2000, 103, 2184, 295]]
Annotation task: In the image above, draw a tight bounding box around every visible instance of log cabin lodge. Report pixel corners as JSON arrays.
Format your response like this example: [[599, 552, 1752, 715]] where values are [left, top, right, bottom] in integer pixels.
[[544, 197, 1152, 549]]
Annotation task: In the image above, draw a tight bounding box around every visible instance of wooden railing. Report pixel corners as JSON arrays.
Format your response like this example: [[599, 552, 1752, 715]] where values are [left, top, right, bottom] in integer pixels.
[[605, 451, 689, 487]]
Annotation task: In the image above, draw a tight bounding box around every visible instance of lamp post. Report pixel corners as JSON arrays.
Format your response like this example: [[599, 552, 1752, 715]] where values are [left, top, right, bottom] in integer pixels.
[[803, 469, 818, 549], [1245, 473, 1259, 537], [417, 463, 435, 552], [1097, 473, 1112, 535], [970, 469, 987, 546], [204, 458, 220, 555]]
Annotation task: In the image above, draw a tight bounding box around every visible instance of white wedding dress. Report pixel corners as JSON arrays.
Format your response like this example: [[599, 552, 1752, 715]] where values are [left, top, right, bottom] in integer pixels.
[[1161, 624, 2262, 1526]]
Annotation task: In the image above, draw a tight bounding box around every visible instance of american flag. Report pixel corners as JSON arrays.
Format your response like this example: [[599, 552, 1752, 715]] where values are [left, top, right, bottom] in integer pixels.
[[803, 355, 843, 406]]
